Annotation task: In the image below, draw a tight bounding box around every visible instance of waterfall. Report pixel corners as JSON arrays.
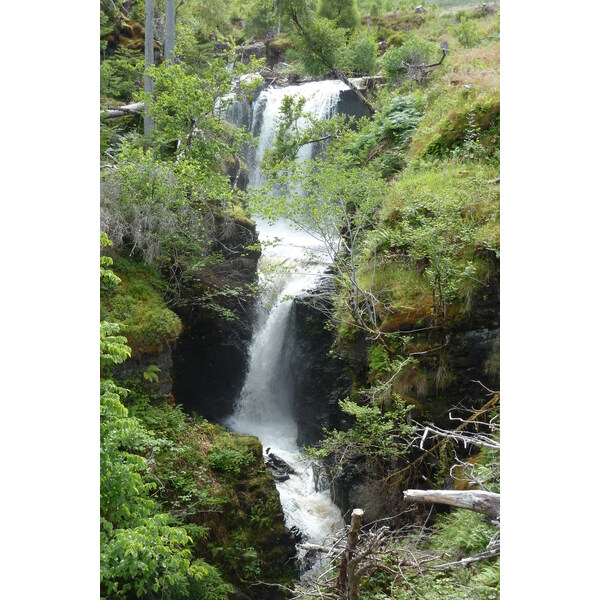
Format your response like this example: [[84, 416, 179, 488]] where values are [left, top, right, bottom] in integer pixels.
[[225, 80, 350, 557]]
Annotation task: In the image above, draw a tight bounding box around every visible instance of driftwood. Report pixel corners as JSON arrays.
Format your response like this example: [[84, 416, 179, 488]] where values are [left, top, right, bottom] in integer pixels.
[[102, 102, 144, 119], [403, 44, 449, 89], [404, 490, 500, 521]]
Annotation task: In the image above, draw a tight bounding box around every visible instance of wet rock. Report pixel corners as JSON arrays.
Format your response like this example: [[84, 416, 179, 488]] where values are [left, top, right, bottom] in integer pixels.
[[265, 450, 297, 482], [291, 290, 352, 447]]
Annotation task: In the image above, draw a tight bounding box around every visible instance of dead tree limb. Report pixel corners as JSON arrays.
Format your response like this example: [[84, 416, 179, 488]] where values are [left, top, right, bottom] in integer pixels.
[[102, 102, 144, 118], [404, 490, 500, 521], [403, 46, 449, 88], [434, 538, 500, 570]]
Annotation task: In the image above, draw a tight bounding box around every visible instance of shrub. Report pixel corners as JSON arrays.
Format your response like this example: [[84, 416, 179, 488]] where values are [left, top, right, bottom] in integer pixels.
[[318, 0, 360, 31], [386, 32, 406, 48], [341, 34, 379, 75], [208, 444, 253, 477], [100, 49, 143, 102], [381, 36, 438, 82], [454, 16, 484, 48]]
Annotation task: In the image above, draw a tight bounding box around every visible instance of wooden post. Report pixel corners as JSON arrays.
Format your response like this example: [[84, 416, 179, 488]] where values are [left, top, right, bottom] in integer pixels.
[[337, 508, 364, 599]]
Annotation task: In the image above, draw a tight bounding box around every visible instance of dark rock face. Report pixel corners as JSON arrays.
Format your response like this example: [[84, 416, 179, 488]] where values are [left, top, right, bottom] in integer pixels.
[[338, 88, 373, 121], [113, 345, 174, 395], [171, 219, 260, 422], [291, 291, 352, 447], [330, 456, 367, 521], [330, 278, 500, 522]]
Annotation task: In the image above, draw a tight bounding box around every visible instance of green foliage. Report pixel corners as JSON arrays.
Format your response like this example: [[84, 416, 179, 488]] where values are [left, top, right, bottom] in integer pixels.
[[245, 0, 285, 37], [454, 15, 484, 48], [340, 32, 378, 75], [208, 443, 253, 477], [317, 0, 360, 31], [347, 94, 421, 175], [100, 321, 131, 371], [365, 160, 499, 327], [100, 49, 144, 102], [142, 364, 161, 383], [100, 233, 122, 289], [100, 345, 215, 599], [431, 509, 495, 555], [381, 35, 438, 82], [291, 15, 348, 76], [386, 31, 406, 48], [310, 395, 415, 466], [367, 344, 389, 379]]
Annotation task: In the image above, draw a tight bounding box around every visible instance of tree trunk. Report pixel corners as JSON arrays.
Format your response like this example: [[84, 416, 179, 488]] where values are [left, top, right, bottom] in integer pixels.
[[144, 0, 155, 134], [404, 490, 500, 521], [336, 508, 363, 600], [165, 0, 175, 63]]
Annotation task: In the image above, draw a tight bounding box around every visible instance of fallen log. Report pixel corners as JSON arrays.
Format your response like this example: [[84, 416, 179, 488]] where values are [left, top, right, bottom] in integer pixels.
[[404, 490, 500, 521], [102, 102, 144, 119]]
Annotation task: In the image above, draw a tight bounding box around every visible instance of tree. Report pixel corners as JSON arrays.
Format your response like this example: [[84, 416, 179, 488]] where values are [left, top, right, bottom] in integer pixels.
[[317, 0, 360, 31], [278, 0, 376, 114], [144, 0, 155, 134], [253, 98, 386, 333], [165, 0, 175, 62]]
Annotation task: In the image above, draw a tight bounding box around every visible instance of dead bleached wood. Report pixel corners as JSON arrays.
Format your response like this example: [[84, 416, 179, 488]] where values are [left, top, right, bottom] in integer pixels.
[[434, 538, 500, 570], [336, 508, 364, 600], [103, 102, 144, 118], [404, 490, 500, 521]]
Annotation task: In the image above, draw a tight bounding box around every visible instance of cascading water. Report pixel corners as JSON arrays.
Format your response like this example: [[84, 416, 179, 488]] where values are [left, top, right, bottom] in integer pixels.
[[225, 80, 350, 563]]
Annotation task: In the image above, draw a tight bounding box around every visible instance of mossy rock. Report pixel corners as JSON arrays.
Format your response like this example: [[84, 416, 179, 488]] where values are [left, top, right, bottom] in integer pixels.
[[101, 257, 182, 357], [387, 32, 406, 48], [267, 33, 292, 53]]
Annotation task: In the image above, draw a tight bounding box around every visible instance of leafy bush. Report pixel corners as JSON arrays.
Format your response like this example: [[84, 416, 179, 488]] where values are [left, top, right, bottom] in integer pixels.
[[341, 33, 379, 75], [290, 16, 348, 76], [454, 16, 484, 48], [386, 32, 406, 48], [208, 444, 253, 477], [347, 94, 421, 174], [318, 0, 360, 31], [381, 36, 438, 82]]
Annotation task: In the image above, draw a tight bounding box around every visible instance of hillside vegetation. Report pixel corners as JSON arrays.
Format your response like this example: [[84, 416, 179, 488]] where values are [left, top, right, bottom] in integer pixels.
[[100, 1, 500, 598]]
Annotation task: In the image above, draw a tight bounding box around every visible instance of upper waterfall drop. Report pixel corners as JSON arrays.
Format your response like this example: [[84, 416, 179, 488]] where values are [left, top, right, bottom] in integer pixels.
[[247, 79, 350, 188]]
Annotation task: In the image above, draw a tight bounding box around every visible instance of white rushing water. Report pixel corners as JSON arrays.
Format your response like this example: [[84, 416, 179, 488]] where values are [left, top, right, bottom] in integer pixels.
[[226, 80, 350, 556]]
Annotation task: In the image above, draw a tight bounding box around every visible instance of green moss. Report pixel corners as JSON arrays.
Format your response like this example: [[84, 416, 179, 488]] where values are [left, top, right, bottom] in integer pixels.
[[101, 257, 182, 357], [267, 33, 292, 52], [386, 32, 406, 47], [357, 160, 498, 331]]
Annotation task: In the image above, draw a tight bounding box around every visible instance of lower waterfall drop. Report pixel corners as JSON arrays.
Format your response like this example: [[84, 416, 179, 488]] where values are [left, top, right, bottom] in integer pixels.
[[225, 219, 344, 553]]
